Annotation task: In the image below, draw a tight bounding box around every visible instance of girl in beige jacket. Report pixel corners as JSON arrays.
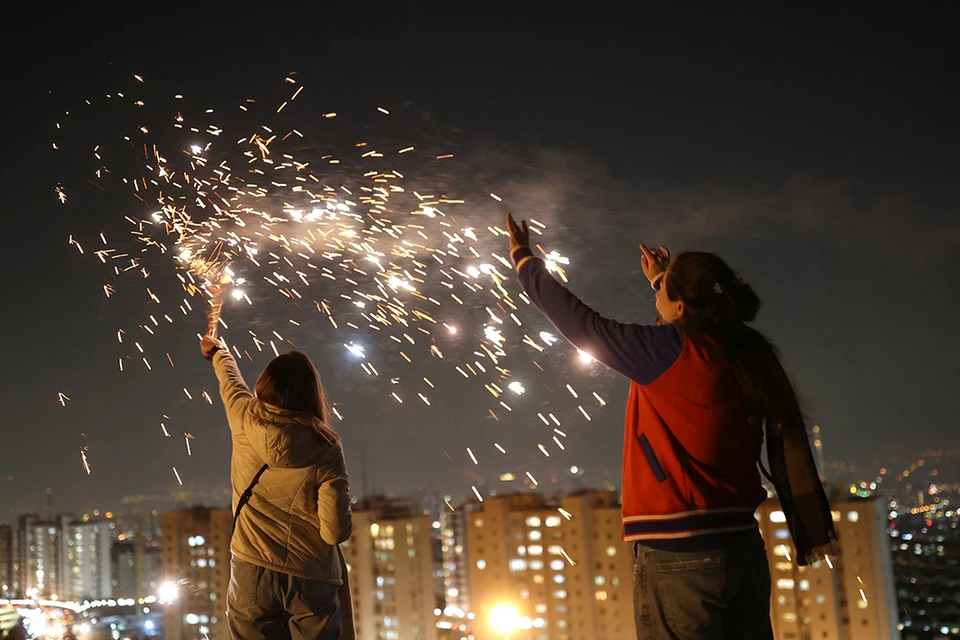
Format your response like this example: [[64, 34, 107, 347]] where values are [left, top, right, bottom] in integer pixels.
[[201, 335, 355, 640]]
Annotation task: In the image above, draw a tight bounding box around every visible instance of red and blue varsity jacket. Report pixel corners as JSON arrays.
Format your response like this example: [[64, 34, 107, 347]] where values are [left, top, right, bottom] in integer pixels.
[[512, 246, 767, 546]]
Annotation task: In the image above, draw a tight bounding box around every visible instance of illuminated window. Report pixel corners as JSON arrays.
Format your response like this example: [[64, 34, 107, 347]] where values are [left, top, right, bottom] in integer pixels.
[[517, 546, 527, 556], [526, 516, 542, 527], [774, 562, 793, 572], [857, 600, 868, 609], [529, 530, 542, 541], [545, 516, 561, 527], [553, 590, 567, 599], [550, 560, 565, 571], [782, 612, 797, 623], [529, 560, 544, 570], [548, 545, 563, 555], [831, 511, 841, 522], [528, 545, 543, 556], [605, 546, 617, 557], [533, 574, 544, 584], [847, 511, 859, 523], [535, 604, 547, 614], [595, 590, 608, 601], [553, 574, 565, 584], [370, 524, 380, 537], [776, 579, 795, 590], [594, 576, 606, 586], [774, 529, 790, 539], [769, 511, 787, 523], [476, 560, 486, 570], [799, 580, 810, 591], [474, 518, 483, 528], [509, 559, 528, 572]]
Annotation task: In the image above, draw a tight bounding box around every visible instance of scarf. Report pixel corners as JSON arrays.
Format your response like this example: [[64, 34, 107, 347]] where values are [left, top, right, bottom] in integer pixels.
[[761, 423, 837, 565]]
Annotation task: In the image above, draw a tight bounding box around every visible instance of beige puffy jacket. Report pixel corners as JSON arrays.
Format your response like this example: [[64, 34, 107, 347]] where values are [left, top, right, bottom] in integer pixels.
[[212, 350, 354, 583]]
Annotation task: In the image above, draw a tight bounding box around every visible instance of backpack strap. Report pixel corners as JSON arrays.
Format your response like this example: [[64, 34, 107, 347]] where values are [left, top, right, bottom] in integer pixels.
[[233, 464, 269, 534]]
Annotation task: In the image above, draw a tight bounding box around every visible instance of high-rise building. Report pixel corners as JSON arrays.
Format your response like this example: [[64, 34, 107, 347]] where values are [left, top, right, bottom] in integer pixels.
[[344, 496, 439, 640], [439, 499, 478, 615], [0, 525, 12, 597], [16, 514, 64, 598], [13, 514, 112, 600], [62, 520, 112, 600], [757, 490, 901, 640], [112, 540, 162, 600], [161, 507, 232, 640], [468, 490, 634, 640]]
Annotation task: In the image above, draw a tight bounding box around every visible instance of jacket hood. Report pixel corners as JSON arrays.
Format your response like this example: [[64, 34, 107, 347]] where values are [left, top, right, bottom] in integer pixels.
[[245, 399, 338, 469]]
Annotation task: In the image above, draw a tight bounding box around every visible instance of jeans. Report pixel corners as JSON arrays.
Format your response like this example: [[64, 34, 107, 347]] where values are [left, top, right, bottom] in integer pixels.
[[633, 529, 774, 639], [228, 556, 341, 640]]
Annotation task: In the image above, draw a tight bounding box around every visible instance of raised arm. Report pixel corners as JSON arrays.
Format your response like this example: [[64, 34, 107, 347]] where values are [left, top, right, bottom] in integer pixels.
[[202, 335, 254, 415], [317, 446, 354, 545], [506, 216, 683, 385]]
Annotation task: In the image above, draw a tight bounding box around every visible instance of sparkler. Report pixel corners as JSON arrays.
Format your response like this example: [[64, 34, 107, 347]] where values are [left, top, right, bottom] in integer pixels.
[[55, 71, 618, 509]]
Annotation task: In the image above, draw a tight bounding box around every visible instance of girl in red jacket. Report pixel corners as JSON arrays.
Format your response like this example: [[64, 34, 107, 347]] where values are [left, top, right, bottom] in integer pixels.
[[506, 215, 833, 640]]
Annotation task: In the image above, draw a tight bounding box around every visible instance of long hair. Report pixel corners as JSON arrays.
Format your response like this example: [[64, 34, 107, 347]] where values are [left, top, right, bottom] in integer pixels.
[[254, 351, 339, 443], [664, 252, 806, 440]]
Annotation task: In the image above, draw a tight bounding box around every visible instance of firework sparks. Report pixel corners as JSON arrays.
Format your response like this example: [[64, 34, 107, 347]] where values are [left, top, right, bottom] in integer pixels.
[[55, 72, 616, 497]]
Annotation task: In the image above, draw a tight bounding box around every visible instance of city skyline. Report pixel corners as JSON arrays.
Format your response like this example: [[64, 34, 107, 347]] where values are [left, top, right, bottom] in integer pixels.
[[5, 480, 952, 639]]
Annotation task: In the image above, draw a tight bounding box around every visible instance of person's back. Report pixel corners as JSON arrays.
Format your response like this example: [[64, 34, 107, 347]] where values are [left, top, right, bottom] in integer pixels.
[[202, 338, 354, 640], [228, 397, 350, 579], [620, 330, 768, 541]]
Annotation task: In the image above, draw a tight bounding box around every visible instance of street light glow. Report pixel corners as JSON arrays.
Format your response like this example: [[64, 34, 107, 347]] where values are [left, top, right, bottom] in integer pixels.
[[490, 603, 520, 633], [157, 581, 178, 604]]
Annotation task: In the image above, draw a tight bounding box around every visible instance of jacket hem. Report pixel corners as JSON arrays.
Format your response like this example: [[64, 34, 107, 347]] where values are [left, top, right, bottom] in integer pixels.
[[230, 549, 344, 585], [624, 522, 758, 542], [622, 507, 758, 539]]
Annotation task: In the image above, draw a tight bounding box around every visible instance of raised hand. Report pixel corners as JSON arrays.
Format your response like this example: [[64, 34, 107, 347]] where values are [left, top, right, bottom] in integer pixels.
[[639, 244, 671, 282], [506, 214, 531, 253], [200, 333, 225, 360]]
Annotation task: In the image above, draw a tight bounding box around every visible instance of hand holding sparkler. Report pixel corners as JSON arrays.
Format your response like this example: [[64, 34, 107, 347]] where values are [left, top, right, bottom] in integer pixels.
[[206, 297, 224, 338], [200, 334, 225, 361], [506, 214, 531, 253], [639, 243, 671, 282]]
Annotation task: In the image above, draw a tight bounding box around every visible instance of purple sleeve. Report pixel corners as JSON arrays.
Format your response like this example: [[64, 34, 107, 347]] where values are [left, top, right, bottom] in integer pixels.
[[512, 247, 683, 385]]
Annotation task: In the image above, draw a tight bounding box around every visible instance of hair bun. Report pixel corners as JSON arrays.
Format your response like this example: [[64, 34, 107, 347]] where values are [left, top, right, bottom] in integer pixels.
[[727, 280, 761, 322]]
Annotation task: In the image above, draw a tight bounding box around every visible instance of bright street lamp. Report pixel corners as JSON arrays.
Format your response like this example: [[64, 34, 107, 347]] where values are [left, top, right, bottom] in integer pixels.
[[157, 582, 179, 604], [489, 603, 519, 638]]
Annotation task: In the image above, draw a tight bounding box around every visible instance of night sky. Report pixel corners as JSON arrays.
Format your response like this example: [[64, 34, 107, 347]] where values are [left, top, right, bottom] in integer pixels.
[[4, 5, 959, 520]]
